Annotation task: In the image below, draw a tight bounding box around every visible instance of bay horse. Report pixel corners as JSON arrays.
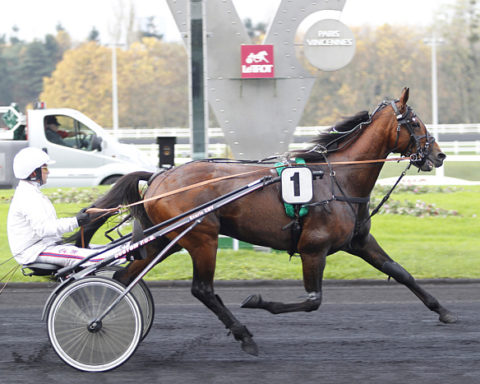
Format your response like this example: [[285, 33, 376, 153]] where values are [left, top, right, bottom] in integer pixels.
[[76, 88, 456, 356]]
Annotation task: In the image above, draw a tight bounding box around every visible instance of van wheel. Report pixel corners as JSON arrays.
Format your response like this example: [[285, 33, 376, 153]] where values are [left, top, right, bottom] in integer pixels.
[[101, 175, 121, 185]]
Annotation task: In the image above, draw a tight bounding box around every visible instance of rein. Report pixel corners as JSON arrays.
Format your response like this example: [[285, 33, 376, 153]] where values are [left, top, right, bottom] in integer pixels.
[[364, 161, 411, 222], [0, 263, 20, 295], [87, 98, 431, 222], [86, 156, 411, 216]]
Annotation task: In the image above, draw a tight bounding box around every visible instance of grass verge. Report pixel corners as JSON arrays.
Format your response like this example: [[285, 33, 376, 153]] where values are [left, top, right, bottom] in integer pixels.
[[0, 185, 478, 282]]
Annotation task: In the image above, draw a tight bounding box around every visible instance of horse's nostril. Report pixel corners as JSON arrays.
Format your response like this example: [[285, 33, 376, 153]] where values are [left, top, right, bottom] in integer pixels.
[[437, 152, 447, 161]]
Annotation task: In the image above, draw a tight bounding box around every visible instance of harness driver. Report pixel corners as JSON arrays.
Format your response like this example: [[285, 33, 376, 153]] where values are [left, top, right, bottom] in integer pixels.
[[7, 147, 123, 268]]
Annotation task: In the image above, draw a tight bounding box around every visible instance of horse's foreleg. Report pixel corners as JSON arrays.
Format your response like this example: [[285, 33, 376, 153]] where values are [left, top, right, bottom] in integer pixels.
[[188, 239, 259, 356], [242, 251, 324, 314], [350, 234, 457, 323]]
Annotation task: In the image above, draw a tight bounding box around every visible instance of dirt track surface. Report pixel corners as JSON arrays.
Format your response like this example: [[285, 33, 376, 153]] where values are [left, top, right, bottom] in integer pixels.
[[1, 279, 480, 384]]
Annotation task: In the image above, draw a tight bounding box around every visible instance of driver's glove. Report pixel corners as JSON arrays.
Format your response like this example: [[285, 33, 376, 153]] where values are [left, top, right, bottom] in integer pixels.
[[76, 208, 91, 227]]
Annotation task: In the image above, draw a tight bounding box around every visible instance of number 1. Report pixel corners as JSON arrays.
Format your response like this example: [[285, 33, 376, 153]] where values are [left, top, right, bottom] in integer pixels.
[[290, 172, 300, 196]]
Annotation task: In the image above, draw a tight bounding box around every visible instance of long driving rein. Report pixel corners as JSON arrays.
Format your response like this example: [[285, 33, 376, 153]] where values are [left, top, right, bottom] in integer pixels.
[[87, 99, 431, 224], [82, 99, 437, 256]]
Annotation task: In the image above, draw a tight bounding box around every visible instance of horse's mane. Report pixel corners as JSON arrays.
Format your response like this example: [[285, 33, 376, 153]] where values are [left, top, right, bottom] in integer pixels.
[[289, 110, 371, 161]]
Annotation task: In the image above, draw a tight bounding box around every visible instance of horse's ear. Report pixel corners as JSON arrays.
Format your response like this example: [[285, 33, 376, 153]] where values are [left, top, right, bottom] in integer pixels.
[[399, 87, 409, 107]]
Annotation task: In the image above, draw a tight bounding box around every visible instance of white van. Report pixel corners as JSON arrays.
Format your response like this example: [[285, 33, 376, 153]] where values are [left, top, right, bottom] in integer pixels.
[[0, 104, 156, 188]]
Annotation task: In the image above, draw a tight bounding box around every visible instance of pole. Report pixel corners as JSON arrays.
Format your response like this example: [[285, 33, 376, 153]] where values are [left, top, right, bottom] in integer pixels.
[[112, 45, 119, 132], [430, 33, 444, 177], [188, 0, 208, 160]]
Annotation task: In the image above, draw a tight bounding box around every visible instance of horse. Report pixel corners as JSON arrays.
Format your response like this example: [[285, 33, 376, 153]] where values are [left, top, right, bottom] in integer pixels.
[[74, 88, 456, 356]]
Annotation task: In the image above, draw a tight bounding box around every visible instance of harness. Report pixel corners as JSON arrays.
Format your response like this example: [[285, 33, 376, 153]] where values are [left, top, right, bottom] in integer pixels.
[[277, 99, 435, 255], [89, 99, 434, 257]]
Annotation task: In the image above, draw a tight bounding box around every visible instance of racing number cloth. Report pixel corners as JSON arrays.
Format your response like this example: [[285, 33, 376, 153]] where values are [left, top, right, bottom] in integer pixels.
[[276, 158, 311, 218]]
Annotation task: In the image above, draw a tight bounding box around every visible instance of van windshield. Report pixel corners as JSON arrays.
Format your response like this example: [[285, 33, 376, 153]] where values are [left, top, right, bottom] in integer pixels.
[[44, 115, 100, 151]]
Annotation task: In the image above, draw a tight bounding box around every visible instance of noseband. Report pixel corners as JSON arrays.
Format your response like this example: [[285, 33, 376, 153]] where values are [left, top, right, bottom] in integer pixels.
[[390, 100, 435, 166]]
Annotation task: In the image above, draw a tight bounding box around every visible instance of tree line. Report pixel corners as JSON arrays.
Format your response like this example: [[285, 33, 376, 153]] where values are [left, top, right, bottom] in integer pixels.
[[0, 0, 478, 129]]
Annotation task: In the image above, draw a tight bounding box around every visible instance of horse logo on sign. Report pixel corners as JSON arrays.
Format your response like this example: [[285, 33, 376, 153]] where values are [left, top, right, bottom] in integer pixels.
[[241, 45, 274, 78], [245, 51, 269, 64]]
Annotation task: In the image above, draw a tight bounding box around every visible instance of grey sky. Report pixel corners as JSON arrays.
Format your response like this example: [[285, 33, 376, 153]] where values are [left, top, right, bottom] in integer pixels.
[[0, 0, 453, 43]]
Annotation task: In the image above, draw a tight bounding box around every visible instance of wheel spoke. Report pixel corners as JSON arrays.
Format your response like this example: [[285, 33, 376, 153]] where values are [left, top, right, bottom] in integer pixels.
[[95, 267, 155, 340], [47, 277, 142, 372]]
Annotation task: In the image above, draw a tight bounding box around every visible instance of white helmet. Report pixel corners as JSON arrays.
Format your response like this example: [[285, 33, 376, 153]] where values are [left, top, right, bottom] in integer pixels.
[[13, 147, 55, 179]]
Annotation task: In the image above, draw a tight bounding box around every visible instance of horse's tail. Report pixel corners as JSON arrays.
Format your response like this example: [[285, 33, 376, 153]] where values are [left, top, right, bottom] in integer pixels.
[[66, 171, 154, 247], [94, 171, 154, 221]]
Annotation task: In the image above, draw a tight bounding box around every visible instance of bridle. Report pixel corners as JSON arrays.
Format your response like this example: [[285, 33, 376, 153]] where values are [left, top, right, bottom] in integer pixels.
[[302, 98, 435, 167], [390, 100, 435, 167]]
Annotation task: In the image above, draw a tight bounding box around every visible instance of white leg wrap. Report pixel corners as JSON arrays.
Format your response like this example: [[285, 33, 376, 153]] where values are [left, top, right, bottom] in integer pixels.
[[308, 291, 321, 301]]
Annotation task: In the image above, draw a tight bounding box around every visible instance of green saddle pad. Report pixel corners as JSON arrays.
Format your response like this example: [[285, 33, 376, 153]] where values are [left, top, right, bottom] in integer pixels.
[[275, 158, 309, 218]]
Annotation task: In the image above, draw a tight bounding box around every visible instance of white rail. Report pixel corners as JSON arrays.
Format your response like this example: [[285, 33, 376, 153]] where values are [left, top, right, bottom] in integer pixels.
[[108, 125, 480, 162], [135, 142, 480, 166], [109, 124, 480, 139]]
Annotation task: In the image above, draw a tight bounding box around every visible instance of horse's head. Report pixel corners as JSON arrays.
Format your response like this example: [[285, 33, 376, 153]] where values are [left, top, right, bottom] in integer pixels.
[[389, 88, 446, 171]]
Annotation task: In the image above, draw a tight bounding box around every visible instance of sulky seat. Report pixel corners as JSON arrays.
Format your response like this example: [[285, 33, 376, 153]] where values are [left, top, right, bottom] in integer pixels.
[[22, 262, 62, 277]]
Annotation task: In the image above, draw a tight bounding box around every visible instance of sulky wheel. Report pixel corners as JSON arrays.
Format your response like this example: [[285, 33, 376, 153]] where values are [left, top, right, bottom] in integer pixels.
[[47, 276, 143, 372], [95, 266, 155, 341]]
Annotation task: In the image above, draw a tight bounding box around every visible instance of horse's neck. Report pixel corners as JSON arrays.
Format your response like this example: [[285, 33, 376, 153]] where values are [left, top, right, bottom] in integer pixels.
[[330, 115, 395, 197]]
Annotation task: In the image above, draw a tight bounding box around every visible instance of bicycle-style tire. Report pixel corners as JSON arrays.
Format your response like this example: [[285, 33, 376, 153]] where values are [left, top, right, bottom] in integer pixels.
[[47, 276, 143, 372]]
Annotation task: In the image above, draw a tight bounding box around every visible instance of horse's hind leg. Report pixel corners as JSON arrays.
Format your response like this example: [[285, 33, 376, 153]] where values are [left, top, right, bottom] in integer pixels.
[[242, 251, 325, 314], [349, 234, 457, 323], [186, 235, 259, 356]]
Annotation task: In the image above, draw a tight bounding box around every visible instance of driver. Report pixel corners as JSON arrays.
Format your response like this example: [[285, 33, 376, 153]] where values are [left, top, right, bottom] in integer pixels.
[[44, 116, 71, 147], [7, 147, 122, 267]]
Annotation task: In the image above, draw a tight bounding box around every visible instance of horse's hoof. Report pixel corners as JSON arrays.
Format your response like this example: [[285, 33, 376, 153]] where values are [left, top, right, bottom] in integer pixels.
[[439, 311, 458, 324], [241, 294, 263, 309], [241, 336, 259, 356]]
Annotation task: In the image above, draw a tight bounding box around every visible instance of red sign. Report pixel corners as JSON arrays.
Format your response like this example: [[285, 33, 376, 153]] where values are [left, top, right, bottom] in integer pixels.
[[241, 45, 274, 78]]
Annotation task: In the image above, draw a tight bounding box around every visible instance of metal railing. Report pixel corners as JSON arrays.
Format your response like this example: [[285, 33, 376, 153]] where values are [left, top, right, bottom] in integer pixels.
[[134, 142, 480, 166], [114, 125, 480, 251], [109, 124, 480, 139], [109, 125, 480, 162]]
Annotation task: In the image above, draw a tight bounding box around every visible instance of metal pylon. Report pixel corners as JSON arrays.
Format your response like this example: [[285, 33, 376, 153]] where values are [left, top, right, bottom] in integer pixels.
[[167, 0, 347, 159]]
